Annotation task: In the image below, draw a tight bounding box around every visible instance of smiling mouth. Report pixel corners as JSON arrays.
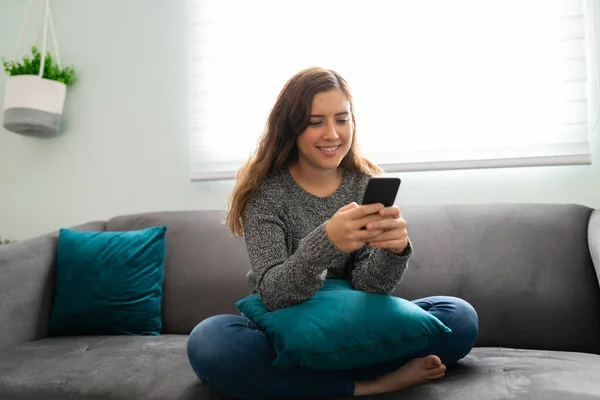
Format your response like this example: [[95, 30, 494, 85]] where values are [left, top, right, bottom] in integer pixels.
[[317, 145, 341, 151]]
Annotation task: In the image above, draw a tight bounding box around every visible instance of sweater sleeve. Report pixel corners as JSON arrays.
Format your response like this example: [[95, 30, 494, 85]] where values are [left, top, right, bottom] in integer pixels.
[[350, 238, 413, 294], [242, 195, 347, 311]]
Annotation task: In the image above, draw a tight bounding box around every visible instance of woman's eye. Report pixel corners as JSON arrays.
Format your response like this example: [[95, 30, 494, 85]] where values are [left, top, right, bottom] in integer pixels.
[[337, 119, 349, 124], [309, 121, 322, 126]]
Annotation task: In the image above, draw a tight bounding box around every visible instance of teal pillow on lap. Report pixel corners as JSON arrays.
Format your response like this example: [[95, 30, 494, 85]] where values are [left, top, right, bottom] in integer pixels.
[[49, 226, 167, 336], [235, 279, 451, 370]]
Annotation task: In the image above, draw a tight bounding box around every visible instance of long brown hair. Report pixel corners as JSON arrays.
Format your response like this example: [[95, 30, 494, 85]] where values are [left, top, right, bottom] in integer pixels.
[[226, 67, 383, 236]]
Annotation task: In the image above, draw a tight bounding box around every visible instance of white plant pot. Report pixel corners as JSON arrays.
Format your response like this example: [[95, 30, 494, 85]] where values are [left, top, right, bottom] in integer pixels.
[[2, 75, 67, 135]]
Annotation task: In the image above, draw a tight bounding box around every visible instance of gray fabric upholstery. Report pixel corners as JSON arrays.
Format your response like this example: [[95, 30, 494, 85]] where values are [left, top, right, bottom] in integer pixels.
[[1, 339, 598, 400], [0, 221, 106, 350], [0, 335, 219, 400], [105, 211, 251, 334], [320, 348, 600, 400], [393, 203, 600, 355]]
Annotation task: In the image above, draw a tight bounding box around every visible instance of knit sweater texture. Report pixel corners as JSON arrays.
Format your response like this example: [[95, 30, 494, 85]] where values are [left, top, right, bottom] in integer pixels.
[[242, 167, 413, 311]]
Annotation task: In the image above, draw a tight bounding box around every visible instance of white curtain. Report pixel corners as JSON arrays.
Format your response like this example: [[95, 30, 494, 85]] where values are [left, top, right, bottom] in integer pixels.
[[190, 0, 596, 181]]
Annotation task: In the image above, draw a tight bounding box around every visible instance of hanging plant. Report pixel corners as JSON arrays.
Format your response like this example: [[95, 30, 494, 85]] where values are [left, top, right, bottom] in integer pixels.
[[2, 46, 75, 85], [0, 237, 15, 246], [1, 0, 76, 136]]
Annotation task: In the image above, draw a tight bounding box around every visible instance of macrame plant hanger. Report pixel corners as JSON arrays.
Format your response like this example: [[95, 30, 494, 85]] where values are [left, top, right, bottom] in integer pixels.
[[2, 0, 68, 136]]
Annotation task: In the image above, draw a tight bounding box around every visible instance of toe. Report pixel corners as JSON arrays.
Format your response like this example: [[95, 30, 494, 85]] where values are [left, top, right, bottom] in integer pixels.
[[427, 372, 445, 380], [428, 364, 446, 376], [425, 355, 442, 368]]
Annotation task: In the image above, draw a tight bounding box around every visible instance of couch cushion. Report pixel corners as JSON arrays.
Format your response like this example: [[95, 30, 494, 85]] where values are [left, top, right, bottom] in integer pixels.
[[0, 335, 222, 400], [1, 340, 598, 400], [105, 211, 251, 335], [49, 226, 167, 337], [306, 348, 600, 400], [236, 278, 451, 370], [376, 347, 600, 400]]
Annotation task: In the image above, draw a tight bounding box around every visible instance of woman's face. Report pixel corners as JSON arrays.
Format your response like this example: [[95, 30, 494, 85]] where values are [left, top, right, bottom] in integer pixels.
[[296, 88, 353, 173]]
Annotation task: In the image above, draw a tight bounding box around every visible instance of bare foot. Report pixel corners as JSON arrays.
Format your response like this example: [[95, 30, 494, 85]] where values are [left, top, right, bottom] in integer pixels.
[[354, 355, 446, 396]]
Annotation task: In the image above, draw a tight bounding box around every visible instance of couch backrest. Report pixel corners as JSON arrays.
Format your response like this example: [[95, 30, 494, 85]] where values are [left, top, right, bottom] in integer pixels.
[[392, 203, 600, 355], [106, 204, 600, 354]]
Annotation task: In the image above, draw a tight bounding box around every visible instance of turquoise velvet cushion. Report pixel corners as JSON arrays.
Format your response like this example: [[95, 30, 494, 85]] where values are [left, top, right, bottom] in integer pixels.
[[48, 226, 167, 336], [236, 278, 452, 370]]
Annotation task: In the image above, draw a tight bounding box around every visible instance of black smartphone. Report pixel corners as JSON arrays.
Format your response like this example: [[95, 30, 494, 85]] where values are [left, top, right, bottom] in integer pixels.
[[360, 177, 401, 207]]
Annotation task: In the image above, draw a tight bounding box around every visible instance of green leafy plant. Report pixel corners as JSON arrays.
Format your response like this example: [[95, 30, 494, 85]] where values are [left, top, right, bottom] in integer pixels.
[[2, 46, 75, 85], [0, 237, 15, 246]]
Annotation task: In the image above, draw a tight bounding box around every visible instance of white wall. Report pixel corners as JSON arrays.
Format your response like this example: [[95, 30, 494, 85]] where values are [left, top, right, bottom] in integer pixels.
[[0, 0, 599, 240]]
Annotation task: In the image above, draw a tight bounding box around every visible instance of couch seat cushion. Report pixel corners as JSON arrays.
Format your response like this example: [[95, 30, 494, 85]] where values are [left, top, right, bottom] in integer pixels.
[[1, 340, 599, 400], [0, 335, 221, 400], [319, 347, 600, 400]]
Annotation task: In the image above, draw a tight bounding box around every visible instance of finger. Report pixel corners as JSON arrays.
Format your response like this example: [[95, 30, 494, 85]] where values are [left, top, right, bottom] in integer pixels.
[[355, 228, 386, 241], [369, 225, 408, 242], [369, 230, 403, 243], [366, 217, 406, 232], [378, 205, 401, 218], [369, 238, 408, 250], [355, 213, 386, 230], [345, 203, 384, 219]]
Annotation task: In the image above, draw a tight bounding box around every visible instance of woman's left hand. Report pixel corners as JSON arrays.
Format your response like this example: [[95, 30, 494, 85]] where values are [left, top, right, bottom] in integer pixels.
[[364, 206, 408, 254]]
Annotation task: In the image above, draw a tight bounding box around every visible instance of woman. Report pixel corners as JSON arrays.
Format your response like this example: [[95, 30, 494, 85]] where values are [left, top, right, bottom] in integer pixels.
[[187, 67, 478, 399]]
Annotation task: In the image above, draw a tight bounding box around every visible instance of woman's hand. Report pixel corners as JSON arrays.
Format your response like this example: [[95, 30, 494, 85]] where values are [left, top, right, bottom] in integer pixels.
[[365, 206, 409, 254], [325, 202, 386, 253]]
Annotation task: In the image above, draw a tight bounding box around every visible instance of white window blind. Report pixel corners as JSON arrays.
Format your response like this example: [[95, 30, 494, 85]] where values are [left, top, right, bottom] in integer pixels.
[[190, 0, 596, 181]]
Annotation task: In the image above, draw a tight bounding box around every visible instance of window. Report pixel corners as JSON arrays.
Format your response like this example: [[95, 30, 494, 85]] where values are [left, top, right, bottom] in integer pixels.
[[190, 0, 598, 181]]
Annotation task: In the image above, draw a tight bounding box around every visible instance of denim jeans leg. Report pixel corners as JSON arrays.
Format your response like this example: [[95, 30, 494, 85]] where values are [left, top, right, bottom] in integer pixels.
[[410, 296, 479, 365], [186, 314, 356, 399], [352, 295, 479, 381]]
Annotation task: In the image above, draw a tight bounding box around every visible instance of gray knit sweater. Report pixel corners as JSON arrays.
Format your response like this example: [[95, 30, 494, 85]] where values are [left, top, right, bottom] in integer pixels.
[[242, 167, 413, 311]]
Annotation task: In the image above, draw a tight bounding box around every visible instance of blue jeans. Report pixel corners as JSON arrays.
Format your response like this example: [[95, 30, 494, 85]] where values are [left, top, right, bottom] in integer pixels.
[[187, 296, 478, 399]]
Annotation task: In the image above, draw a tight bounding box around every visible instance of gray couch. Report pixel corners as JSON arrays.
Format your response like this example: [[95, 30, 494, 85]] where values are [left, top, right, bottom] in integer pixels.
[[1, 203, 599, 400]]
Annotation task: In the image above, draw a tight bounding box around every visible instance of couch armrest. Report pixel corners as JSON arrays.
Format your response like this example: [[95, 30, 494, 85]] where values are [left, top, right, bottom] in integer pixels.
[[0, 221, 106, 350], [0, 234, 58, 350], [590, 209, 600, 290]]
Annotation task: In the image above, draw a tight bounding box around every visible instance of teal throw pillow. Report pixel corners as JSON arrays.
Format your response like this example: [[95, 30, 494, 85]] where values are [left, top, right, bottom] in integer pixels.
[[236, 278, 452, 370], [48, 225, 167, 336]]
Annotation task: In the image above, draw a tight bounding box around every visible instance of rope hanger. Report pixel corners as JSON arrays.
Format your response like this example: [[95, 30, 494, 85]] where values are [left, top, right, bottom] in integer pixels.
[[12, 0, 62, 78]]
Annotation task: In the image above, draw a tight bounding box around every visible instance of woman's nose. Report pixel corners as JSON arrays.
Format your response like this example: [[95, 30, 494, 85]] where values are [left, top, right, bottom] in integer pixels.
[[323, 122, 339, 140]]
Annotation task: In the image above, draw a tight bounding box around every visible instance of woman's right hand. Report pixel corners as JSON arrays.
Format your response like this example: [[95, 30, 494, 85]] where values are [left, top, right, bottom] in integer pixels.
[[325, 202, 386, 253]]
